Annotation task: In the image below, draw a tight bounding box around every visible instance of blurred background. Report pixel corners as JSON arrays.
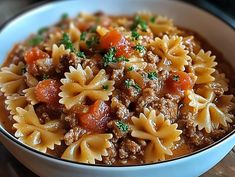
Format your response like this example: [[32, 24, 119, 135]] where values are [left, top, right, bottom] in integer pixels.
[[0, 0, 234, 177]]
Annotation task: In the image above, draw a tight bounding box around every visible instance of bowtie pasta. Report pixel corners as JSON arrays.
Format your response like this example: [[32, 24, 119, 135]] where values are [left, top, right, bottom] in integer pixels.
[[0, 11, 234, 165]]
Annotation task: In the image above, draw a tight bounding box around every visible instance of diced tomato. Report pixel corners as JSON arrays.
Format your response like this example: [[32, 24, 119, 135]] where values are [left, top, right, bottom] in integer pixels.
[[166, 71, 193, 95], [24, 47, 49, 64], [100, 30, 123, 49], [35, 79, 61, 105], [100, 30, 134, 58], [78, 100, 110, 133], [115, 44, 133, 58], [77, 22, 92, 32]]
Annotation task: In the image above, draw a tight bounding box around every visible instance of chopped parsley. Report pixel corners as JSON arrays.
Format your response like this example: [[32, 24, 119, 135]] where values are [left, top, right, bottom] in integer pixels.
[[128, 66, 134, 71], [134, 44, 146, 53], [131, 15, 147, 32], [21, 67, 26, 74], [89, 25, 97, 33], [61, 13, 69, 20], [103, 85, 109, 90], [60, 33, 75, 52], [124, 79, 134, 88], [150, 16, 155, 23], [28, 35, 43, 46], [173, 75, 180, 81], [124, 79, 141, 92], [38, 27, 48, 35], [80, 32, 87, 41], [115, 120, 129, 132], [133, 84, 141, 93], [86, 35, 99, 48], [116, 56, 129, 62], [42, 74, 50, 80], [131, 30, 140, 40], [103, 47, 116, 67], [76, 51, 86, 58], [103, 47, 129, 67], [60, 33, 86, 59], [148, 72, 157, 80]]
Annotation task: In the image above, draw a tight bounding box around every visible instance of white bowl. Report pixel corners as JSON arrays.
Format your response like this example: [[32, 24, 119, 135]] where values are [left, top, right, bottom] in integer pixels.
[[0, 0, 234, 177]]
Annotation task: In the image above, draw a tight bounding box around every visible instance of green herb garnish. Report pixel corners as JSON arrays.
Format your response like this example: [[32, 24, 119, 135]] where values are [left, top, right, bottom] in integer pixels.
[[131, 30, 140, 40], [103, 85, 109, 90], [42, 74, 50, 80], [148, 72, 157, 80], [134, 44, 146, 53], [133, 83, 141, 93], [38, 27, 48, 35], [150, 16, 155, 23], [116, 56, 129, 62], [61, 13, 69, 20], [131, 15, 147, 32], [103, 47, 116, 67], [80, 32, 87, 41], [124, 79, 141, 92], [86, 35, 99, 48], [21, 67, 26, 74], [103, 47, 129, 67], [128, 66, 134, 71], [76, 51, 86, 58], [89, 25, 97, 33], [173, 75, 180, 81], [28, 35, 43, 46], [60, 33, 86, 58], [124, 79, 133, 88], [115, 120, 129, 132], [60, 33, 75, 51]]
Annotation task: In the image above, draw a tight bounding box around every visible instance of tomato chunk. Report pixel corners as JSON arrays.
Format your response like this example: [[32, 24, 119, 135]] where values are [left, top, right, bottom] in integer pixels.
[[78, 100, 110, 133], [35, 79, 61, 105], [166, 71, 193, 95], [24, 47, 49, 64], [100, 30, 133, 58], [100, 30, 123, 49], [115, 44, 133, 58]]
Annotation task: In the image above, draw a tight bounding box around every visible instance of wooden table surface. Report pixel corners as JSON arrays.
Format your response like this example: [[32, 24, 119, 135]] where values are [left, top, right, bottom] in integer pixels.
[[0, 0, 234, 177]]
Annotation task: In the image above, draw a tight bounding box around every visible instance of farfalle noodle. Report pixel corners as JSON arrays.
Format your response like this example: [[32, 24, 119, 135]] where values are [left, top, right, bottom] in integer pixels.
[[13, 105, 65, 153], [0, 62, 26, 96], [186, 86, 233, 133], [191, 49, 217, 84], [59, 64, 115, 109], [150, 35, 190, 71], [131, 108, 182, 162], [62, 134, 112, 164]]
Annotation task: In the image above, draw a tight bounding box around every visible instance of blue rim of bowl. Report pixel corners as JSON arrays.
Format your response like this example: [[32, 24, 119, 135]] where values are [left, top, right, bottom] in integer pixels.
[[0, 0, 234, 168]]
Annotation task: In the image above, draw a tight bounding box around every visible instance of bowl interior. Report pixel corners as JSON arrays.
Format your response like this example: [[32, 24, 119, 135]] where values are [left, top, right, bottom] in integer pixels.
[[0, 0, 235, 65], [0, 0, 234, 167]]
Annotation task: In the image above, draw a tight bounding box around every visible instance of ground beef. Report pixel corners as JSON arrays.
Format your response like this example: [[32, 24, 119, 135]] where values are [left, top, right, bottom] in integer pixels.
[[81, 57, 100, 74], [64, 126, 86, 145], [7, 44, 25, 65], [111, 68, 124, 86], [158, 69, 170, 81], [152, 97, 179, 122], [24, 73, 38, 87], [63, 113, 79, 128], [210, 82, 225, 96], [177, 111, 214, 148], [111, 97, 129, 120], [35, 103, 63, 124], [107, 120, 128, 139], [58, 53, 81, 73], [102, 142, 117, 165], [118, 139, 142, 163], [136, 88, 158, 113], [146, 51, 159, 64]]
